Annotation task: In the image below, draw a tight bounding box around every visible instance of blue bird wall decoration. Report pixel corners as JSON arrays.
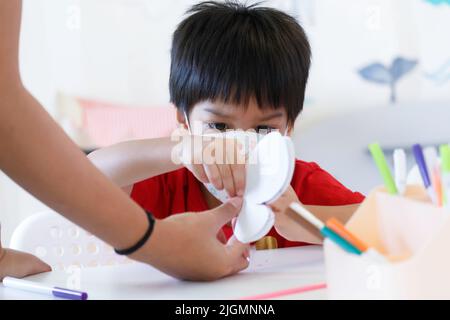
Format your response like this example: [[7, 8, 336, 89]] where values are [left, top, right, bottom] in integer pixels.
[[358, 57, 418, 104]]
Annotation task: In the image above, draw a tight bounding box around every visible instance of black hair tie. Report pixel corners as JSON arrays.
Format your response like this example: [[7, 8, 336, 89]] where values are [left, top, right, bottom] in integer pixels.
[[114, 211, 155, 256]]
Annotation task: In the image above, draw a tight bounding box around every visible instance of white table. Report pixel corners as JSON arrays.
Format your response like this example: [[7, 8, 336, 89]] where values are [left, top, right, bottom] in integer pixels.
[[0, 246, 327, 300]]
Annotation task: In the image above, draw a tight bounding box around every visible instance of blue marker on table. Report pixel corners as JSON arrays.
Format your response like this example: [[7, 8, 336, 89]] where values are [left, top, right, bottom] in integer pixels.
[[3, 277, 88, 300], [412, 144, 437, 204]]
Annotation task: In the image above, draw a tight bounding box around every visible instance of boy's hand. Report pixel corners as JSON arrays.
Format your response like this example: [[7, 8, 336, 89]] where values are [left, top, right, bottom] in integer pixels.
[[0, 246, 52, 281], [269, 186, 323, 244], [179, 135, 247, 197]]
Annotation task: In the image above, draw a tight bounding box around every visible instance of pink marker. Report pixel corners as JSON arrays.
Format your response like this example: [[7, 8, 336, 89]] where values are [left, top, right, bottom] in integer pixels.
[[239, 283, 327, 300]]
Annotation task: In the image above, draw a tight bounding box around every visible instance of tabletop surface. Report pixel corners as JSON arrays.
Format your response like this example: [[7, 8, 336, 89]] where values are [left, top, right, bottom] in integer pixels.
[[0, 246, 327, 300]]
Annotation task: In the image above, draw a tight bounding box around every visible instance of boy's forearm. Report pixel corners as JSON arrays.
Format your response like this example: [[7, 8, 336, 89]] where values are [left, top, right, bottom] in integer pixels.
[[283, 204, 360, 245], [88, 138, 183, 188], [305, 204, 360, 225]]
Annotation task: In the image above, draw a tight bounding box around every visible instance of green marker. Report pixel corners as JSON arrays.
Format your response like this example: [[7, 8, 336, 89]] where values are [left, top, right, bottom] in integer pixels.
[[440, 144, 450, 206], [369, 143, 398, 195]]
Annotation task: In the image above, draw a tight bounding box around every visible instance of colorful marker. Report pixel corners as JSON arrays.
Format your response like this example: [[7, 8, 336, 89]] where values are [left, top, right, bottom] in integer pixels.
[[369, 143, 398, 195], [440, 144, 450, 207], [289, 203, 361, 255], [289, 203, 387, 263], [433, 169, 444, 207], [326, 218, 386, 263], [412, 144, 437, 205], [325, 218, 369, 253], [2, 277, 88, 300], [424, 146, 442, 205], [393, 148, 407, 195]]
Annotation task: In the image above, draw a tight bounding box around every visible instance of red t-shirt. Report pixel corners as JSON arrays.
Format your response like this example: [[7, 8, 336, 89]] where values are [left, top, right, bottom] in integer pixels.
[[131, 160, 365, 248]]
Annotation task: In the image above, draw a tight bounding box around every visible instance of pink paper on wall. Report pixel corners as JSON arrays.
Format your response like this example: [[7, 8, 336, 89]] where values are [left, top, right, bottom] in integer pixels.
[[79, 98, 178, 147]]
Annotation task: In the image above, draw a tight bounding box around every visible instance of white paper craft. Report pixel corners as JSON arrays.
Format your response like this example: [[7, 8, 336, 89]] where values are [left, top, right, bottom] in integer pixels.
[[232, 132, 295, 243]]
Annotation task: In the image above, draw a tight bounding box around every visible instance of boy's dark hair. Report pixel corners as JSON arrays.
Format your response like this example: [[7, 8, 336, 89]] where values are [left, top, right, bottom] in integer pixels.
[[170, 1, 311, 124]]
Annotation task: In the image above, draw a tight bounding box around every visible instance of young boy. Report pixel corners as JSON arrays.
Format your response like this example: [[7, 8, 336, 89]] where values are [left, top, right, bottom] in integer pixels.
[[88, 1, 364, 248]]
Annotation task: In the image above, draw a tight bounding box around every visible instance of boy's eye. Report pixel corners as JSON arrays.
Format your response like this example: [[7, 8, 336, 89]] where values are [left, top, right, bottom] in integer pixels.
[[207, 123, 229, 131], [256, 125, 276, 134]]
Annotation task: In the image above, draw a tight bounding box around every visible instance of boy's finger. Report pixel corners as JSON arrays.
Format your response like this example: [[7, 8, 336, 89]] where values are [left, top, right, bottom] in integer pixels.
[[191, 164, 209, 183], [218, 164, 236, 197], [230, 163, 246, 197], [204, 163, 223, 190], [225, 140, 246, 197], [206, 197, 243, 231]]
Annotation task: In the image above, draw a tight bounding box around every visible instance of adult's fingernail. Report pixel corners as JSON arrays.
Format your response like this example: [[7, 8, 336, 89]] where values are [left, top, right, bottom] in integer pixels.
[[228, 197, 243, 209]]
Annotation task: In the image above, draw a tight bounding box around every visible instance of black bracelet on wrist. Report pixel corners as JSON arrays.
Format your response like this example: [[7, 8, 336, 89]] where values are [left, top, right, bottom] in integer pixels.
[[114, 210, 155, 256]]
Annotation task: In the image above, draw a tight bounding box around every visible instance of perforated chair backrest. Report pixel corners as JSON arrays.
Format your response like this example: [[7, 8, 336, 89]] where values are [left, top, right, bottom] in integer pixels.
[[9, 210, 133, 271]]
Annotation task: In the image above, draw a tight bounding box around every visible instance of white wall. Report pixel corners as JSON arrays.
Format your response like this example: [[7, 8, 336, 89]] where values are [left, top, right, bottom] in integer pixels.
[[19, 0, 450, 114], [17, 0, 309, 109]]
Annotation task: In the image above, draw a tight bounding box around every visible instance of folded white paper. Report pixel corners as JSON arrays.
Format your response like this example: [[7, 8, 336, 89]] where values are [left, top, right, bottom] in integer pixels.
[[233, 132, 295, 243]]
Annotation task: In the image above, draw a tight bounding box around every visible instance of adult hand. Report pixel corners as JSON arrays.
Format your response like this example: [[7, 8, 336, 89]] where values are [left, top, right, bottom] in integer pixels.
[[0, 235, 51, 281], [130, 197, 250, 281]]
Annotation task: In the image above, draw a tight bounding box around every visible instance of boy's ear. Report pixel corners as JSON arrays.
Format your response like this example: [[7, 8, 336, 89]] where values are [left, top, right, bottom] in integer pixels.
[[286, 124, 294, 136], [176, 110, 187, 128]]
